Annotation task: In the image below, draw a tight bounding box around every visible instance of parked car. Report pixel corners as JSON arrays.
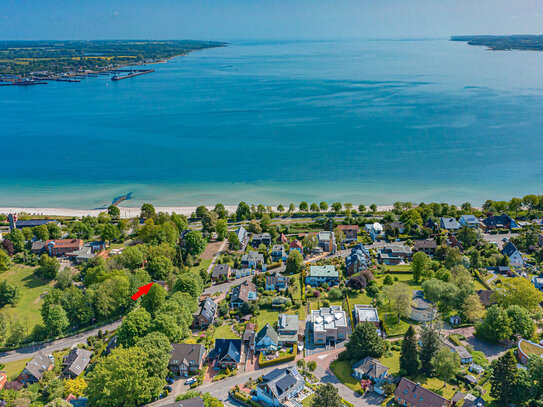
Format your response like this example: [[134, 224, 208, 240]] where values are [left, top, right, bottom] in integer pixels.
[[166, 377, 174, 384], [164, 386, 173, 392], [185, 377, 197, 385]]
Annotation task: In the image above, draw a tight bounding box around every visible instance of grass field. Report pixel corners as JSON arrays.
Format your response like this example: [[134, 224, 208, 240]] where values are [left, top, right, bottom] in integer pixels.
[[0, 264, 51, 331], [256, 309, 279, 329], [189, 259, 212, 274], [383, 313, 411, 337], [376, 273, 421, 291], [330, 360, 362, 393], [1, 357, 32, 380], [380, 350, 400, 375], [302, 393, 315, 407], [213, 323, 241, 340]]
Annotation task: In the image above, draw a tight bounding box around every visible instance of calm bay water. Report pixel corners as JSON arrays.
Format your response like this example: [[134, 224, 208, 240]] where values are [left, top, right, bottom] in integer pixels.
[[1, 39, 543, 208]]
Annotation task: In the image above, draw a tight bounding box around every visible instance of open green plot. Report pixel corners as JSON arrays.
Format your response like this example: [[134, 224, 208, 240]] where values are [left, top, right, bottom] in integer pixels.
[[380, 350, 400, 375], [330, 360, 362, 393], [189, 259, 212, 274], [347, 291, 372, 306], [1, 357, 32, 380], [286, 304, 306, 321], [302, 393, 315, 407], [376, 273, 421, 290], [256, 308, 279, 329], [212, 323, 241, 340], [0, 264, 51, 331], [382, 313, 411, 337]]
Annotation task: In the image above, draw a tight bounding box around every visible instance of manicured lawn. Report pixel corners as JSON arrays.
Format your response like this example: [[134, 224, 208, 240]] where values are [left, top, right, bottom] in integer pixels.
[[347, 291, 372, 306], [376, 273, 421, 291], [473, 279, 487, 290], [330, 360, 362, 393], [256, 309, 279, 329], [1, 357, 32, 380], [286, 304, 306, 321], [302, 393, 315, 407], [408, 376, 457, 399], [380, 349, 400, 375], [382, 313, 411, 337], [385, 265, 412, 272], [213, 323, 240, 340], [1, 264, 51, 331]]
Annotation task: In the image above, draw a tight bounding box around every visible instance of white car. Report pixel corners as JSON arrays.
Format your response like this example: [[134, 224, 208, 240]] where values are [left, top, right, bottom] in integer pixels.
[[185, 377, 197, 385]]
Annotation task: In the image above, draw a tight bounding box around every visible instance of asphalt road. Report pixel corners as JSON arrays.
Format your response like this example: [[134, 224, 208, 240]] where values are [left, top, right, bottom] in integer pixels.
[[0, 319, 122, 363]]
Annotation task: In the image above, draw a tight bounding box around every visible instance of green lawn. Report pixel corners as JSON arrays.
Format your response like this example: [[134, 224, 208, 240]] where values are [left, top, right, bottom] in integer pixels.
[[1, 357, 31, 380], [189, 259, 212, 274], [380, 350, 400, 375], [376, 273, 421, 290], [286, 304, 306, 321], [256, 309, 279, 329], [302, 393, 315, 407], [1, 264, 51, 331], [330, 360, 362, 393], [382, 313, 411, 337], [212, 323, 241, 340], [347, 291, 372, 306]]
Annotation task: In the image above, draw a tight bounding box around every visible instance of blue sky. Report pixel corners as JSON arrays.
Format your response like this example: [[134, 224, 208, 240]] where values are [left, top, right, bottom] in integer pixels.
[[1, 0, 542, 41]]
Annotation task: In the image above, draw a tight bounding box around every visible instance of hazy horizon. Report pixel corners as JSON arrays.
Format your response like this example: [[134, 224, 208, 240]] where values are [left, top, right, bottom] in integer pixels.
[[2, 0, 542, 41]]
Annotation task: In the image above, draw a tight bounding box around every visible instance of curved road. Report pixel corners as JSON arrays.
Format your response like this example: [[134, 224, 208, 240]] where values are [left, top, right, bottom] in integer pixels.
[[0, 320, 122, 363]]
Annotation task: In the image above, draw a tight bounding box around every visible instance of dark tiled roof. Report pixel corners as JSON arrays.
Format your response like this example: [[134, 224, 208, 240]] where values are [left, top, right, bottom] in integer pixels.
[[256, 323, 279, 345], [212, 264, 230, 278], [414, 239, 437, 250], [159, 397, 205, 407], [24, 351, 52, 381], [169, 344, 205, 368], [196, 297, 217, 322], [231, 281, 256, 303], [15, 219, 59, 228], [210, 339, 241, 363], [258, 367, 303, 401], [353, 356, 389, 378], [394, 378, 451, 407], [502, 241, 519, 257], [63, 348, 93, 377]]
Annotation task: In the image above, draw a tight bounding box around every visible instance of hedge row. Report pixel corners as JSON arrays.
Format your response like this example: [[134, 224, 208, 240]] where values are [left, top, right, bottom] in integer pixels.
[[231, 391, 262, 407], [258, 344, 298, 367]]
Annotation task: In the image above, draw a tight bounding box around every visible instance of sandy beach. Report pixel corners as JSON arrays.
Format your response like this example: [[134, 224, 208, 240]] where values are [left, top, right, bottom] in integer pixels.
[[0, 205, 395, 219]]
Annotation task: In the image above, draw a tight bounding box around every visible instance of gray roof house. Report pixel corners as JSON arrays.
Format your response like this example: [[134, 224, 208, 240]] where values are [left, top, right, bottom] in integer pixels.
[[193, 297, 217, 329], [255, 323, 279, 353], [61, 348, 93, 378], [277, 314, 299, 345], [160, 397, 205, 407], [241, 251, 264, 268], [211, 264, 231, 281], [352, 356, 389, 382], [440, 217, 461, 232], [255, 367, 305, 407], [18, 351, 53, 384], [168, 344, 206, 377]]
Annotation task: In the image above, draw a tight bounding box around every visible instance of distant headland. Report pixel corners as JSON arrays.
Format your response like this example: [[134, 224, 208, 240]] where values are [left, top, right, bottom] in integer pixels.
[[0, 40, 226, 86], [451, 35, 543, 51]]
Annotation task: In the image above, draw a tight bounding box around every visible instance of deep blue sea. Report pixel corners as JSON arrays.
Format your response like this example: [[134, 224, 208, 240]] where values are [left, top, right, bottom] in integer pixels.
[[1, 39, 543, 208]]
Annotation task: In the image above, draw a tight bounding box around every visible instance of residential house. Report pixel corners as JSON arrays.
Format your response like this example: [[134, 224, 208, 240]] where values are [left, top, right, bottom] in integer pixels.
[[377, 245, 412, 265], [252, 233, 272, 247], [243, 323, 256, 351], [31, 241, 46, 254], [159, 397, 205, 407], [345, 244, 371, 276], [352, 356, 389, 384], [66, 241, 106, 263], [463, 394, 486, 407], [390, 221, 406, 234], [305, 265, 339, 287], [255, 323, 279, 353], [265, 272, 290, 291], [413, 238, 437, 256], [365, 223, 384, 242], [168, 344, 206, 377], [482, 213, 518, 230], [336, 225, 359, 242], [446, 234, 464, 251], [193, 297, 217, 329], [454, 346, 473, 364], [279, 233, 288, 244], [289, 240, 303, 254], [469, 363, 484, 375], [475, 292, 496, 308], [502, 241, 524, 267], [211, 264, 231, 282], [424, 218, 439, 232], [394, 378, 451, 407], [208, 339, 242, 370], [18, 351, 54, 384], [533, 274, 543, 291], [235, 226, 249, 250], [440, 217, 461, 233], [277, 314, 299, 346], [271, 244, 287, 262], [234, 268, 253, 279], [311, 306, 349, 346], [61, 349, 93, 379], [46, 239, 84, 256], [317, 231, 336, 252], [459, 215, 480, 229], [255, 367, 304, 407], [0, 371, 6, 390], [354, 305, 380, 331], [241, 251, 264, 269], [230, 281, 258, 308]]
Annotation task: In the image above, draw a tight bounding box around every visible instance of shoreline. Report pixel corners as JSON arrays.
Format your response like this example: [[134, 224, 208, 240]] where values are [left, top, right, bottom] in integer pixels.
[[0, 205, 395, 219]]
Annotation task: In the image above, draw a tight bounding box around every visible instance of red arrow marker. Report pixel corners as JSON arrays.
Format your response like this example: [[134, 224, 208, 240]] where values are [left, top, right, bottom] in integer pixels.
[[131, 282, 154, 301]]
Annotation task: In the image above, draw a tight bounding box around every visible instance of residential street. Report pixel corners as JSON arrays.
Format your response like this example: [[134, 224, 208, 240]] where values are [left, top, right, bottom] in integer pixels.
[[0, 319, 122, 363]]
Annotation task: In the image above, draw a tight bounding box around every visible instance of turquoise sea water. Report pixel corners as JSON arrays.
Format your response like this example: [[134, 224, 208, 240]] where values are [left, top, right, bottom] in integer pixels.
[[1, 39, 543, 208]]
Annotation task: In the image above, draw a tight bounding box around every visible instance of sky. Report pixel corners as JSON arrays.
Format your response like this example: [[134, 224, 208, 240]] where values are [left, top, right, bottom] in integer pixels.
[[1, 0, 542, 41]]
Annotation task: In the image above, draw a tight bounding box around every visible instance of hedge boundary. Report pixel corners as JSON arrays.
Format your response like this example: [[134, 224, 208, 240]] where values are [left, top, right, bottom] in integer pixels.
[[258, 344, 298, 367]]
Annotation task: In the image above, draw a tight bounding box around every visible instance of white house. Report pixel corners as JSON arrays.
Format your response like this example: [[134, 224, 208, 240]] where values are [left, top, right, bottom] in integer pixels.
[[365, 223, 384, 242], [502, 241, 524, 267], [255, 367, 304, 407]]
